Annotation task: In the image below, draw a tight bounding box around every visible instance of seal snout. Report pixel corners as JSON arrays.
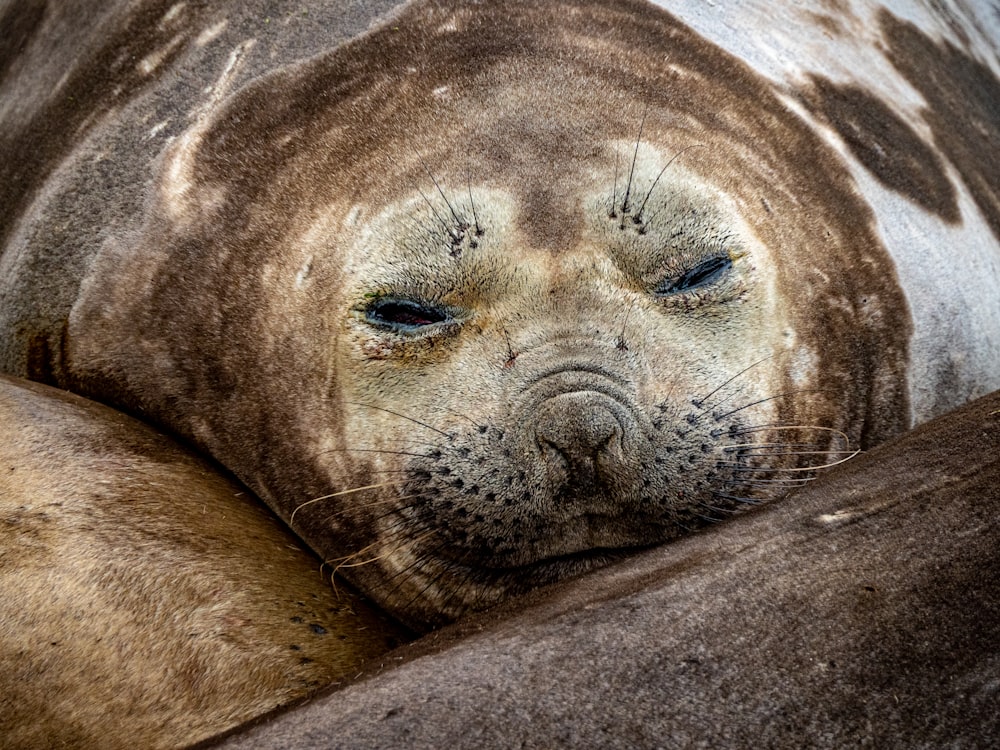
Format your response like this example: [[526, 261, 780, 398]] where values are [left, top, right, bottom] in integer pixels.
[[534, 391, 628, 490]]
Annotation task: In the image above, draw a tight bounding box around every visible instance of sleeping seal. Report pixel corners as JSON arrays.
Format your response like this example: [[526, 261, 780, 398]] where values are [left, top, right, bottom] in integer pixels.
[[0, 0, 997, 628]]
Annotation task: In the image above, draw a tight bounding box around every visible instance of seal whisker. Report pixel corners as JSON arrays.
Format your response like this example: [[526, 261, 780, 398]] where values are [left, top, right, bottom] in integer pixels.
[[418, 156, 466, 231], [620, 105, 648, 225], [795, 449, 861, 471], [447, 550, 497, 615], [724, 477, 815, 487], [342, 467, 435, 475], [345, 401, 453, 439], [466, 167, 483, 238], [725, 424, 851, 443], [502, 327, 519, 369], [363, 535, 462, 615], [674, 519, 696, 534], [616, 301, 634, 352], [692, 509, 725, 523], [709, 491, 764, 506], [609, 149, 621, 219], [397, 550, 464, 619], [711, 390, 829, 421], [433, 405, 485, 431], [318, 447, 449, 460], [289, 481, 405, 526], [698, 501, 740, 515], [347, 437, 454, 451], [634, 144, 704, 225], [325, 512, 438, 568], [415, 153, 469, 256], [329, 530, 437, 576], [725, 448, 858, 458], [310, 492, 433, 523], [312, 498, 437, 543], [721, 452, 859, 473], [692, 354, 775, 410], [402, 209, 448, 245], [722, 441, 825, 450], [320, 468, 426, 474], [416, 185, 460, 244]]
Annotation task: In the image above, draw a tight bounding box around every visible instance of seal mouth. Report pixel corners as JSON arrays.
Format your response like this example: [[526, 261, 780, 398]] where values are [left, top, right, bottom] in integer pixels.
[[427, 507, 675, 573], [429, 540, 657, 592]]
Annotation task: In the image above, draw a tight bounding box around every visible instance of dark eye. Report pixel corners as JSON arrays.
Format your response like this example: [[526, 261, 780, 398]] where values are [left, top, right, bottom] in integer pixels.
[[655, 255, 732, 296], [366, 298, 449, 331]]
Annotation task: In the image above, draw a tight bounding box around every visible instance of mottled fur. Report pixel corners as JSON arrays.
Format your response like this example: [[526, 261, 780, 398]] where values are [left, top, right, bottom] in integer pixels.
[[0, 0, 997, 744], [1, 0, 998, 629]]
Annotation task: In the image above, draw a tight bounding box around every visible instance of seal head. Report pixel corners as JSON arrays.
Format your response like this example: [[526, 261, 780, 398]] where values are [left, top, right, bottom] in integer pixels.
[[56, 0, 910, 627]]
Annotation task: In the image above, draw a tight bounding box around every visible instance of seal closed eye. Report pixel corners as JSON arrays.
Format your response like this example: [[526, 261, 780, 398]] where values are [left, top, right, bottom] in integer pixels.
[[366, 298, 451, 331], [656, 255, 733, 296]]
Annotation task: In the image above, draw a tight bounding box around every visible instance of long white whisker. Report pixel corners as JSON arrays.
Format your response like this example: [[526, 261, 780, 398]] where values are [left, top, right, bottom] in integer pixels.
[[290, 481, 404, 526]]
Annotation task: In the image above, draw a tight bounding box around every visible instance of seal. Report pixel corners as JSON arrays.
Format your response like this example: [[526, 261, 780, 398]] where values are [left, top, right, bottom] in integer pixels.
[[213, 389, 1000, 749], [0, 374, 407, 750], [1, 0, 998, 629]]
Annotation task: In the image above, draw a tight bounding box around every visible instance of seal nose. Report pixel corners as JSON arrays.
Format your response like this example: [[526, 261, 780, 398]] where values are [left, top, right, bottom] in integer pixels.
[[534, 392, 624, 488]]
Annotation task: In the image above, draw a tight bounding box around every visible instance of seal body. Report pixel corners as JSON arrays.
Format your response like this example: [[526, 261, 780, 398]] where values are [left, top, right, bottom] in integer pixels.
[[1, 0, 998, 628], [213, 389, 1000, 750], [0, 374, 406, 750]]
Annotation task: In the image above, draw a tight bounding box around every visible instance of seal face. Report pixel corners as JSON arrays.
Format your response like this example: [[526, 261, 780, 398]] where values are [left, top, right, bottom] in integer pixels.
[[64, 1, 910, 626], [324, 164, 803, 619], [1, 0, 997, 628]]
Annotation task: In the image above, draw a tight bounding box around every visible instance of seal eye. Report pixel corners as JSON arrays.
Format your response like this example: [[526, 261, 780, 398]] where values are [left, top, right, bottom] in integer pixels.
[[656, 255, 732, 296], [366, 299, 449, 331]]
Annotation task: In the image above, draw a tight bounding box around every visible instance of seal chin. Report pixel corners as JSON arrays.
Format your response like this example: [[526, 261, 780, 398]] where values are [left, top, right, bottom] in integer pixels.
[[358, 534, 649, 628]]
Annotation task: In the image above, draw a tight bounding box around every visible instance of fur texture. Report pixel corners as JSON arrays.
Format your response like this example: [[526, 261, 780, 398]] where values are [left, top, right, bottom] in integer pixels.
[[0, 375, 405, 749]]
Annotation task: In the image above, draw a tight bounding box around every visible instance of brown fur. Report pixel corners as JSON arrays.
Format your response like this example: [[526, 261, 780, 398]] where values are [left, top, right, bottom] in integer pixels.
[[0, 375, 406, 749], [0, 0, 997, 629], [0, 0, 997, 741], [1, 0, 916, 627]]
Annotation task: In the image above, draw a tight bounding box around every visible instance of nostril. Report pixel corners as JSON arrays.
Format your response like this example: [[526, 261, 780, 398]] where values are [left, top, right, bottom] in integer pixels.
[[537, 436, 572, 473]]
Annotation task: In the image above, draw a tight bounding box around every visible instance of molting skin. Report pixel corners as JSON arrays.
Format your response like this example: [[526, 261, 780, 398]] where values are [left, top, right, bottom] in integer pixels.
[[1, 0, 997, 630]]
